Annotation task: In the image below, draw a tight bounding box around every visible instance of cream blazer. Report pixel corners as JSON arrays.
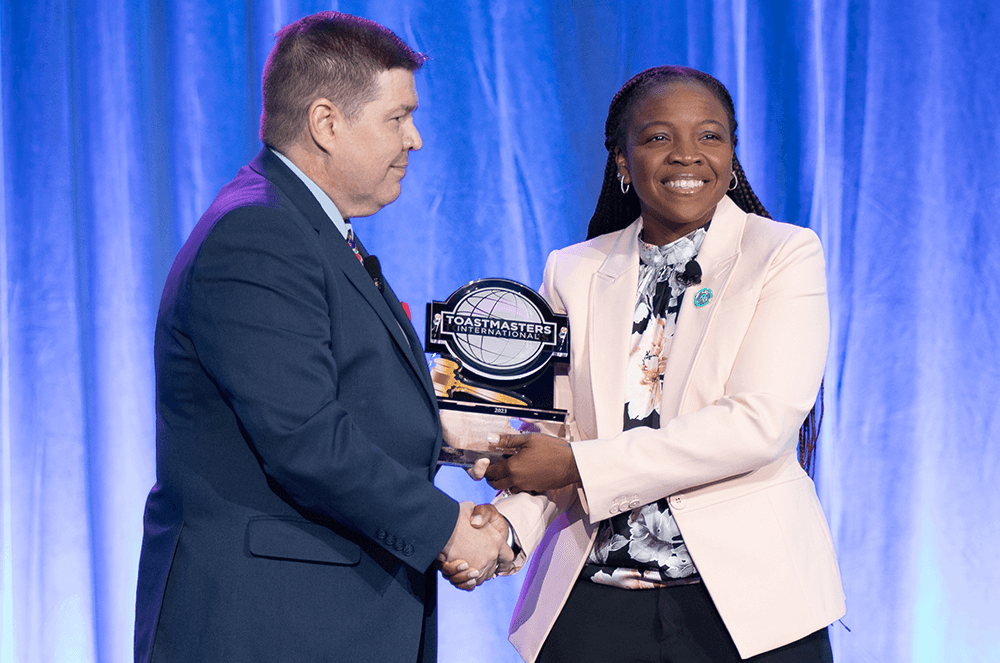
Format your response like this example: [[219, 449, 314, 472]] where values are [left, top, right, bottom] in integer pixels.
[[495, 196, 845, 661]]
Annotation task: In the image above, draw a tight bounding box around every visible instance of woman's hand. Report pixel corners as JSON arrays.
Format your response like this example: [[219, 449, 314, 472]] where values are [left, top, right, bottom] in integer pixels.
[[485, 433, 581, 494]]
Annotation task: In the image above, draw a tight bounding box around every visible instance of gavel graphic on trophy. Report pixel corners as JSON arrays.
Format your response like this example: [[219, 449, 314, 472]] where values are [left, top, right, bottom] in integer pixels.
[[429, 357, 531, 407]]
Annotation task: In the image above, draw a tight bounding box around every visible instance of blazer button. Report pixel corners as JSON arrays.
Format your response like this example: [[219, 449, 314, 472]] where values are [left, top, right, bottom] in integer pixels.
[[670, 494, 685, 510], [385, 534, 397, 546], [609, 504, 620, 514], [629, 499, 641, 509], [376, 529, 387, 540], [403, 544, 414, 556], [394, 539, 406, 552]]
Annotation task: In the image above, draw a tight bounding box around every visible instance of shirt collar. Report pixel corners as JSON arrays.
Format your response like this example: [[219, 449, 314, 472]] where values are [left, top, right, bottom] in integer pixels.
[[637, 223, 708, 269], [269, 147, 352, 240]]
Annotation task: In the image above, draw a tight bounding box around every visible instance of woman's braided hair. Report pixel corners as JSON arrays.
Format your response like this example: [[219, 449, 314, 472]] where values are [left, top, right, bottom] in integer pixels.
[[586, 65, 822, 477]]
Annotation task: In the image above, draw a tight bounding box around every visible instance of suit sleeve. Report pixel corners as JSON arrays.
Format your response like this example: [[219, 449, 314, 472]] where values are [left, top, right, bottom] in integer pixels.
[[570, 228, 830, 523], [182, 207, 458, 572]]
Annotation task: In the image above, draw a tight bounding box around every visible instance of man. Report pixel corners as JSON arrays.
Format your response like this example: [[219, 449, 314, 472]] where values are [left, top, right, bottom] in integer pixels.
[[134, 12, 509, 663]]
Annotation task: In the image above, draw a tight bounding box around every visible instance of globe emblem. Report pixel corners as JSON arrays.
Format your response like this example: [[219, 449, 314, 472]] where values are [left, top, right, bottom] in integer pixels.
[[451, 287, 545, 378]]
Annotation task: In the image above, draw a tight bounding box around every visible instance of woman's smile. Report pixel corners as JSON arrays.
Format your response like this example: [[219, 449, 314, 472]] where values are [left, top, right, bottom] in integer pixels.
[[662, 176, 707, 191]]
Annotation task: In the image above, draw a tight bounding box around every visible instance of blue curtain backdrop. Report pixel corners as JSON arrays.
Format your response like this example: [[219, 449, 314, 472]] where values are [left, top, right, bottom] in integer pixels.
[[2, 1, 998, 661]]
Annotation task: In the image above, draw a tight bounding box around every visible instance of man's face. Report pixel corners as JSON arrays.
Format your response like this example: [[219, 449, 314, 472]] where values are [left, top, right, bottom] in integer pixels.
[[327, 68, 422, 218]]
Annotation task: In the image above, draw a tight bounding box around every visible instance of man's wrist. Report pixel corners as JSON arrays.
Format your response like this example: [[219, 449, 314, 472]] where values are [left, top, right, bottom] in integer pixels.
[[502, 515, 521, 556]]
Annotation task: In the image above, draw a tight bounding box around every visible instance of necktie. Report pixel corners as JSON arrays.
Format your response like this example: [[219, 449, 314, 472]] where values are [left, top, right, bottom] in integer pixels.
[[346, 227, 364, 263]]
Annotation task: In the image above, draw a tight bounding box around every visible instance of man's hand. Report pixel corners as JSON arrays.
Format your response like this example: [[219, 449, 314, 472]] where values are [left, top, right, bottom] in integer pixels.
[[439, 502, 513, 591], [484, 433, 581, 494], [466, 457, 490, 481]]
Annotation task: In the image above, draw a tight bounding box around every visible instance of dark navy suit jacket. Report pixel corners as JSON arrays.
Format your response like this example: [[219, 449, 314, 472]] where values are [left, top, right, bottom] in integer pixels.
[[135, 148, 459, 662]]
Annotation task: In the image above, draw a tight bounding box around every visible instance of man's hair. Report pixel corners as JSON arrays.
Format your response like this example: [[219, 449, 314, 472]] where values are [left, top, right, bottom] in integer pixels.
[[260, 12, 427, 149]]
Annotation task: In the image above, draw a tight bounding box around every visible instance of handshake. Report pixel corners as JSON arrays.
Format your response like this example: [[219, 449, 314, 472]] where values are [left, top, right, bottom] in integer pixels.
[[435, 431, 579, 591], [437, 501, 515, 591]]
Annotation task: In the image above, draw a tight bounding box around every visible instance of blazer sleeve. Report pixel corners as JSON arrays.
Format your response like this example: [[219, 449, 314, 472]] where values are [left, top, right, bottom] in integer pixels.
[[494, 248, 585, 569], [181, 207, 458, 572], [570, 227, 829, 523]]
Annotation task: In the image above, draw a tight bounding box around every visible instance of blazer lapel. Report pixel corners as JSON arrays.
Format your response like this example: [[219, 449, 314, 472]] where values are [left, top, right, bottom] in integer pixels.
[[659, 196, 746, 421], [588, 221, 642, 438]]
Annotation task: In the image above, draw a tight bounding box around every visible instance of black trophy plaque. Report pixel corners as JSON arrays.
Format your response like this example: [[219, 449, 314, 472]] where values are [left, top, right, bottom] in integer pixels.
[[426, 278, 570, 467]]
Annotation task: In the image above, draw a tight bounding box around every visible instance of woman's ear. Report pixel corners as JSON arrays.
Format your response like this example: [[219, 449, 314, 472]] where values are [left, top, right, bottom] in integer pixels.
[[615, 148, 631, 185]]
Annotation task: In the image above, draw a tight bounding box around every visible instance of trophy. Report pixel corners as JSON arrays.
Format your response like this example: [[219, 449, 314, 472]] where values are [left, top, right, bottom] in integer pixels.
[[425, 278, 570, 467]]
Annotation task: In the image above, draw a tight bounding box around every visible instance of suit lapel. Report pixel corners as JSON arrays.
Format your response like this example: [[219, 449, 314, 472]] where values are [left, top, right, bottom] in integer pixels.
[[342, 233, 442, 476], [658, 196, 746, 421], [588, 221, 642, 438], [249, 149, 437, 410], [352, 235, 438, 405]]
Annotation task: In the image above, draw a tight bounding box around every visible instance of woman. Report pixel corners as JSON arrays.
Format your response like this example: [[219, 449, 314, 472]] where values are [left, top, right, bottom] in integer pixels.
[[449, 65, 845, 662]]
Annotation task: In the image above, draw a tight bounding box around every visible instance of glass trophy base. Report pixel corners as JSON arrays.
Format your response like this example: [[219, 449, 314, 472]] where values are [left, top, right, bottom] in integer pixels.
[[436, 398, 568, 468]]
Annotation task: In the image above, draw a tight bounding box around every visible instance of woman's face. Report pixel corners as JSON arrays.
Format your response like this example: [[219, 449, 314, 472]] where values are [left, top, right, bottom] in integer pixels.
[[616, 81, 734, 246]]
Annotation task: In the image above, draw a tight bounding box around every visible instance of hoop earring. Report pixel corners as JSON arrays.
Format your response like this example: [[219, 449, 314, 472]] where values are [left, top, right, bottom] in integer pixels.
[[728, 171, 738, 191], [619, 174, 631, 195]]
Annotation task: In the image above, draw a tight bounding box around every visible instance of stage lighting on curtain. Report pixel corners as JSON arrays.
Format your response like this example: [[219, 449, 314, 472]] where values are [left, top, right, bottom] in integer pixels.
[[1, 1, 999, 662]]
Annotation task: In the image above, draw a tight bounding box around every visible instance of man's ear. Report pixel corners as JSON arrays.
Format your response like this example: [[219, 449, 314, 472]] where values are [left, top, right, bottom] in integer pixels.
[[307, 98, 345, 153]]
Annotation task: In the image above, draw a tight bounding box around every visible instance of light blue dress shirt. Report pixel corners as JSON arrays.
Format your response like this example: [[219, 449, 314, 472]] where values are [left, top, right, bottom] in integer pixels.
[[270, 148, 354, 241]]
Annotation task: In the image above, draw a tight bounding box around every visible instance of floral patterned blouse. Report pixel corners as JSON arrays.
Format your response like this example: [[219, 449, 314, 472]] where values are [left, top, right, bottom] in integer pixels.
[[580, 224, 707, 590]]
